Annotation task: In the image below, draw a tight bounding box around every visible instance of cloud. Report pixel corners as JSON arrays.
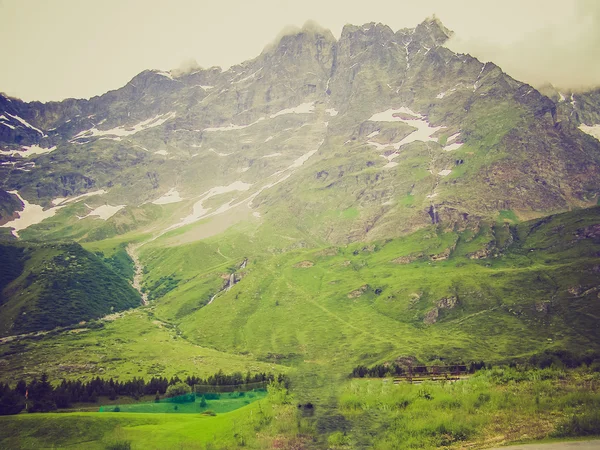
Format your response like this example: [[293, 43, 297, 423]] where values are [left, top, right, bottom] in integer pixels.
[[445, 0, 600, 91], [172, 58, 202, 77], [261, 20, 334, 54]]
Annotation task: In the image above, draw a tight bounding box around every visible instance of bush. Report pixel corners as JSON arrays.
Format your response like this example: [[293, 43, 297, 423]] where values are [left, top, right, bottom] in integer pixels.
[[552, 412, 600, 437], [166, 382, 194, 403]]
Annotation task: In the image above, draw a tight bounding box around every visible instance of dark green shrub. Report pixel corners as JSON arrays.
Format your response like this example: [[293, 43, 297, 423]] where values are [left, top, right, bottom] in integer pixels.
[[552, 412, 600, 437]]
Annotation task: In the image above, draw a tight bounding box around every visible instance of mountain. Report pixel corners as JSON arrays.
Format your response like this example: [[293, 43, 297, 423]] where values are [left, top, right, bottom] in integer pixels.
[[0, 16, 598, 362], [0, 18, 598, 246], [0, 16, 600, 449]]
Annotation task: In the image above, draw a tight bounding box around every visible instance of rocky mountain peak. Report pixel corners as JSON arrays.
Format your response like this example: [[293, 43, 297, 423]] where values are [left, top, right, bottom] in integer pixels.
[[410, 17, 453, 47], [262, 21, 336, 58]]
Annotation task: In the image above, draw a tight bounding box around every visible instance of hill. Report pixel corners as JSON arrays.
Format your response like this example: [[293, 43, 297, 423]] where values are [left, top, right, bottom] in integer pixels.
[[0, 241, 141, 337]]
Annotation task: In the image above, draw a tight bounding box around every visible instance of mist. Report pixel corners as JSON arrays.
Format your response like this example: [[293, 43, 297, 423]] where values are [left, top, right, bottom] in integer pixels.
[[445, 0, 600, 92], [172, 59, 202, 77]]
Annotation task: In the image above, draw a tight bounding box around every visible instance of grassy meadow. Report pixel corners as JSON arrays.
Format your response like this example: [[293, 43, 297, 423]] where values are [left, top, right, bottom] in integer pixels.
[[0, 207, 599, 448], [1, 368, 599, 449]]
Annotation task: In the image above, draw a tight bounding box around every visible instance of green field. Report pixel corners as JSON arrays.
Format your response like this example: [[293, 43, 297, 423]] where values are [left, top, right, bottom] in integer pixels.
[[1, 368, 599, 449], [100, 390, 267, 414]]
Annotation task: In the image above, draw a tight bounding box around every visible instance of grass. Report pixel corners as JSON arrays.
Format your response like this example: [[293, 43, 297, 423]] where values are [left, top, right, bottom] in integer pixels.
[[4, 206, 598, 383], [498, 209, 520, 223], [101, 390, 268, 414], [0, 383, 305, 449], [1, 368, 599, 449], [156, 207, 600, 369], [0, 309, 287, 383], [335, 367, 600, 449], [0, 241, 140, 337]]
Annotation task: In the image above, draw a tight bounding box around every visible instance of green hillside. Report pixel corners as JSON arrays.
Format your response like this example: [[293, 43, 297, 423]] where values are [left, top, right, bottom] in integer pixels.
[[127, 206, 599, 371], [0, 241, 141, 337]]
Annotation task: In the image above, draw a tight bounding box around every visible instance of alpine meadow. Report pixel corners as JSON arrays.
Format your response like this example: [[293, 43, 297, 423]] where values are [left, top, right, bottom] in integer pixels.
[[1, 11, 600, 450]]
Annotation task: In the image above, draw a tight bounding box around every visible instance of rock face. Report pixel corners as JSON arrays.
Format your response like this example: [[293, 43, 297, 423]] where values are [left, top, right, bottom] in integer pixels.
[[1, 18, 600, 243], [294, 261, 315, 268], [392, 253, 423, 264], [424, 296, 459, 324], [348, 285, 368, 299]]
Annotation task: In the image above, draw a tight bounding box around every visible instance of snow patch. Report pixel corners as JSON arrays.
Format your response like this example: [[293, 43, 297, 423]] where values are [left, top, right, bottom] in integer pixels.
[[446, 132, 461, 144], [289, 147, 319, 169], [368, 107, 420, 122], [366, 130, 380, 138], [367, 141, 390, 151], [204, 117, 264, 132], [368, 107, 443, 149], [252, 211, 261, 218], [83, 204, 125, 220], [209, 148, 230, 156], [262, 153, 281, 158], [152, 188, 183, 205], [154, 150, 169, 156], [325, 108, 339, 117], [4, 191, 65, 237], [234, 67, 262, 84], [270, 102, 315, 118], [52, 190, 107, 206], [444, 142, 464, 151], [0, 145, 57, 158], [438, 169, 452, 176], [426, 193, 438, 198], [20, 145, 57, 156], [170, 181, 252, 229], [579, 124, 600, 141], [6, 113, 46, 136], [72, 112, 175, 141], [264, 136, 274, 142], [155, 70, 174, 80], [383, 161, 398, 169]]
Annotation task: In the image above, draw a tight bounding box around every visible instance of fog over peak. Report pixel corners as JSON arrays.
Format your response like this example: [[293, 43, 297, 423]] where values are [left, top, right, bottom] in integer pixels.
[[445, 0, 600, 92]]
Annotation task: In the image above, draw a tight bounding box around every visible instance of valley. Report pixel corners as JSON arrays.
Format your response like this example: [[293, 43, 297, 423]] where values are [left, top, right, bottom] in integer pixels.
[[0, 15, 599, 450]]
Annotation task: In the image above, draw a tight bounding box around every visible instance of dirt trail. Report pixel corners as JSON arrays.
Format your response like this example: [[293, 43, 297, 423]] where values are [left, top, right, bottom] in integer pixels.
[[126, 244, 148, 305]]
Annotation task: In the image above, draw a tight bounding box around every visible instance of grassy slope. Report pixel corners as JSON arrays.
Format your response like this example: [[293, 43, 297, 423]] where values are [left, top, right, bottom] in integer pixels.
[[0, 207, 598, 449], [0, 309, 285, 383], [145, 207, 599, 371], [0, 241, 141, 337], [2, 207, 597, 380], [0, 405, 259, 450]]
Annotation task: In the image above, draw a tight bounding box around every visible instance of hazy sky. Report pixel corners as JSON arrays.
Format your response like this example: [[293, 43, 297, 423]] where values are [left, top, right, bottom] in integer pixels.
[[1, 0, 599, 102]]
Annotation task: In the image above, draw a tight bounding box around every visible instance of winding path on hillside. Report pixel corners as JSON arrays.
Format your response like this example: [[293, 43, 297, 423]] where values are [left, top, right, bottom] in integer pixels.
[[126, 244, 148, 305]]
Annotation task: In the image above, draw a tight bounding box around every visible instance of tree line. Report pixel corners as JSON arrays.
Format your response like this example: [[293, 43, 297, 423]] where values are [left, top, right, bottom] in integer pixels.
[[351, 350, 600, 379], [351, 362, 486, 378], [0, 370, 283, 415]]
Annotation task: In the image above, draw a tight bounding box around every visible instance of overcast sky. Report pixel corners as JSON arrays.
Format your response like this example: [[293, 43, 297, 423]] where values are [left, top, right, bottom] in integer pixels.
[[1, 0, 599, 102]]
